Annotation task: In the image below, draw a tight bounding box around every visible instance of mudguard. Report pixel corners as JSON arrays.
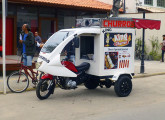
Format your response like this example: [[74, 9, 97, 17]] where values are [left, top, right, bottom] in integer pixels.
[[41, 74, 53, 80], [112, 73, 133, 81]]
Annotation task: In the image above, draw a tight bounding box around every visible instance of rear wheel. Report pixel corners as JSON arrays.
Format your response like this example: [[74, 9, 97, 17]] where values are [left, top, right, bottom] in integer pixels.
[[114, 76, 132, 97], [84, 77, 99, 89], [36, 79, 55, 100], [7, 71, 29, 93]]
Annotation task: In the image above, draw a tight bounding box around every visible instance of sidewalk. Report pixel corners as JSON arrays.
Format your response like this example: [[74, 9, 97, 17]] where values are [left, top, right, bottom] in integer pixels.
[[1, 56, 165, 93], [134, 60, 165, 78]]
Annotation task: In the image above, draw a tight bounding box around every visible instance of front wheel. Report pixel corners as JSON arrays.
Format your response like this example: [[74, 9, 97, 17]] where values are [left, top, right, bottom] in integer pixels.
[[39, 72, 45, 80], [36, 79, 55, 100], [7, 71, 29, 93], [114, 76, 132, 97]]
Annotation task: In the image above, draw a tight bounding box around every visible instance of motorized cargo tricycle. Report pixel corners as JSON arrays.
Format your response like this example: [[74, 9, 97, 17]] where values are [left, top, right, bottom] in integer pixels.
[[36, 17, 161, 100]]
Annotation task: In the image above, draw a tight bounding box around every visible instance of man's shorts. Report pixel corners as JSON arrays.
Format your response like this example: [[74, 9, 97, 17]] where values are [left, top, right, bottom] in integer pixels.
[[23, 53, 33, 66]]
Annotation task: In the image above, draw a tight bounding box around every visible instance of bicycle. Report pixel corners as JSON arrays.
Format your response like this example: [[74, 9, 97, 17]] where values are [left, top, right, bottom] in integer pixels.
[[7, 55, 44, 93]]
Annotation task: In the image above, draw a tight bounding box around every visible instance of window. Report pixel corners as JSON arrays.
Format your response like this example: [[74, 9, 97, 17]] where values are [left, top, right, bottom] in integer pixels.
[[39, 7, 56, 17], [80, 36, 94, 60], [157, 0, 165, 7], [17, 6, 38, 46], [57, 10, 76, 29], [17, 6, 38, 33], [41, 31, 74, 53], [144, 0, 153, 5], [8, 4, 16, 15]]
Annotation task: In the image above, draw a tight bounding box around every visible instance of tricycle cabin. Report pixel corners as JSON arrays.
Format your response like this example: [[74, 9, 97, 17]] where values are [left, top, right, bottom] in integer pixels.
[[75, 28, 135, 77]]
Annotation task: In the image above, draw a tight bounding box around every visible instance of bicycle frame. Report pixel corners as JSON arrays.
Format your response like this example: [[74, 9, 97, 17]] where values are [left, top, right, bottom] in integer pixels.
[[20, 64, 39, 80], [18, 55, 39, 82]]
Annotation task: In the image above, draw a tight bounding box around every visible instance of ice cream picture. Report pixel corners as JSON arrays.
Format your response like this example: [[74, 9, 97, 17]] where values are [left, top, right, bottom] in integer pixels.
[[104, 52, 118, 69], [105, 33, 110, 47]]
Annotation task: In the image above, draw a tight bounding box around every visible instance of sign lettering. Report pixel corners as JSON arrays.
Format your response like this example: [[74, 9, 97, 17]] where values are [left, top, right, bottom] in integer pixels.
[[103, 20, 135, 28]]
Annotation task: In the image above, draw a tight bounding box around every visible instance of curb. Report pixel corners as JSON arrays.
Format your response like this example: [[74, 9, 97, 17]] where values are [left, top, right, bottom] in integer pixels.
[[0, 87, 35, 94], [134, 72, 165, 78]]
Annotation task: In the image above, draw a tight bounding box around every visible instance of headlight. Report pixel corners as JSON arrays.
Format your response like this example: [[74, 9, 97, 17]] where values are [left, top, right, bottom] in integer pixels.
[[35, 62, 43, 69]]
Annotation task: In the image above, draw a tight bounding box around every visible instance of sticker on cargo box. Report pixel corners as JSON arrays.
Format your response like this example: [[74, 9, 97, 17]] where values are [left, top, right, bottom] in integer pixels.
[[104, 33, 132, 47]]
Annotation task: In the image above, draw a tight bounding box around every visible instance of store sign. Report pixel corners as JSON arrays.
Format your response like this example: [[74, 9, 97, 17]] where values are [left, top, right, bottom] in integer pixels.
[[102, 20, 135, 28]]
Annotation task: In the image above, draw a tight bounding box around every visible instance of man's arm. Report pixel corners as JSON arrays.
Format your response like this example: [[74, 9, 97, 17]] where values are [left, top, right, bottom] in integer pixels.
[[36, 42, 40, 47], [19, 33, 23, 43]]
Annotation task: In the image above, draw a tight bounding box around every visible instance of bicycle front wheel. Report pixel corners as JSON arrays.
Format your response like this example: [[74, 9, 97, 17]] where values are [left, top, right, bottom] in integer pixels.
[[7, 71, 29, 93]]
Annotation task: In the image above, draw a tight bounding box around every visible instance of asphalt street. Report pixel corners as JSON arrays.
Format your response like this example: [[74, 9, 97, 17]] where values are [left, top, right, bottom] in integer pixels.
[[0, 75, 165, 120]]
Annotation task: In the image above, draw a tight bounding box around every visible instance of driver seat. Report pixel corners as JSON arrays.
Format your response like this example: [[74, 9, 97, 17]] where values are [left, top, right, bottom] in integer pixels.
[[75, 62, 90, 72]]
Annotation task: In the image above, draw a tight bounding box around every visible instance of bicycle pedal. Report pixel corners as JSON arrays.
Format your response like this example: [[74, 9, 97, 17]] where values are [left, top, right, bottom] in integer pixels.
[[22, 79, 28, 82], [32, 81, 37, 85]]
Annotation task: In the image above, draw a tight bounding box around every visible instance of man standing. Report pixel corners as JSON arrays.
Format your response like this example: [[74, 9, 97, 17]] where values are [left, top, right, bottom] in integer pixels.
[[161, 35, 165, 62], [0, 42, 2, 58], [35, 31, 42, 55], [19, 24, 36, 78], [0, 34, 2, 57]]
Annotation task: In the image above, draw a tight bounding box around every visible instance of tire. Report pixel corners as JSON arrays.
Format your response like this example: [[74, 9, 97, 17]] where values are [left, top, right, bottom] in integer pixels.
[[114, 76, 132, 97], [84, 77, 99, 89], [7, 71, 29, 93], [36, 79, 54, 100], [39, 72, 45, 80]]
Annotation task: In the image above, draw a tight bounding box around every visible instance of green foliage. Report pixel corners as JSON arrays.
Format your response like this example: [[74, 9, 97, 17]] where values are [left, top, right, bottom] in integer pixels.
[[135, 36, 161, 61], [149, 36, 161, 61], [135, 37, 147, 59]]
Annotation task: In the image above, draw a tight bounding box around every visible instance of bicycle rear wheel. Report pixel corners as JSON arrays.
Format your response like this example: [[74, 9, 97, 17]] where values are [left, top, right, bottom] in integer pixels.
[[7, 71, 29, 93]]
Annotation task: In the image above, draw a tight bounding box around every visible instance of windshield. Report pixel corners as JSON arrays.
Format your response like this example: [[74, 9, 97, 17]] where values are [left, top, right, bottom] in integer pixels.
[[41, 31, 74, 53]]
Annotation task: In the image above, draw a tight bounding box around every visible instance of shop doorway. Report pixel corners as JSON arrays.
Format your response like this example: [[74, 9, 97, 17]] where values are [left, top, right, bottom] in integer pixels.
[[39, 18, 57, 43], [0, 18, 14, 55]]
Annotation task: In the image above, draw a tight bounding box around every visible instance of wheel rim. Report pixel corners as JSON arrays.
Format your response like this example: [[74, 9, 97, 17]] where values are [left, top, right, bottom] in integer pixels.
[[7, 72, 29, 93], [119, 79, 132, 95], [39, 80, 51, 97]]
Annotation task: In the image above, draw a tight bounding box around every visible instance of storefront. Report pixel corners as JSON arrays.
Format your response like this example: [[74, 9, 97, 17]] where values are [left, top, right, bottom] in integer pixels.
[[0, 0, 121, 55]]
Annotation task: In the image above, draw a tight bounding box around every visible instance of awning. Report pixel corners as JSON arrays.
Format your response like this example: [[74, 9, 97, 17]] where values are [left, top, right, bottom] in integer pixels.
[[137, 6, 165, 13], [132, 19, 161, 30]]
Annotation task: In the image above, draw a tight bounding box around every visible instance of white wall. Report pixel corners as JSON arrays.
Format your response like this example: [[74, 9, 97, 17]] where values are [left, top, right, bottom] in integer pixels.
[[98, 0, 165, 13], [119, 13, 164, 53], [97, 0, 113, 4], [98, 0, 137, 13], [137, 0, 144, 6], [125, 0, 137, 13]]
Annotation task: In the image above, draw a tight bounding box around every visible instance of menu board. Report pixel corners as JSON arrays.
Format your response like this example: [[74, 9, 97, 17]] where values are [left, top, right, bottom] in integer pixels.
[[104, 33, 132, 70]]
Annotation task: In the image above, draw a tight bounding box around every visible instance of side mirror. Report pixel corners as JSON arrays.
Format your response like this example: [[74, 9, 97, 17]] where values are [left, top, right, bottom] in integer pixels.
[[73, 37, 79, 48]]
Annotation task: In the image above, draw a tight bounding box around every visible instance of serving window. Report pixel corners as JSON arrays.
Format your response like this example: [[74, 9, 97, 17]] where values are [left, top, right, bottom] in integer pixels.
[[80, 36, 94, 60]]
